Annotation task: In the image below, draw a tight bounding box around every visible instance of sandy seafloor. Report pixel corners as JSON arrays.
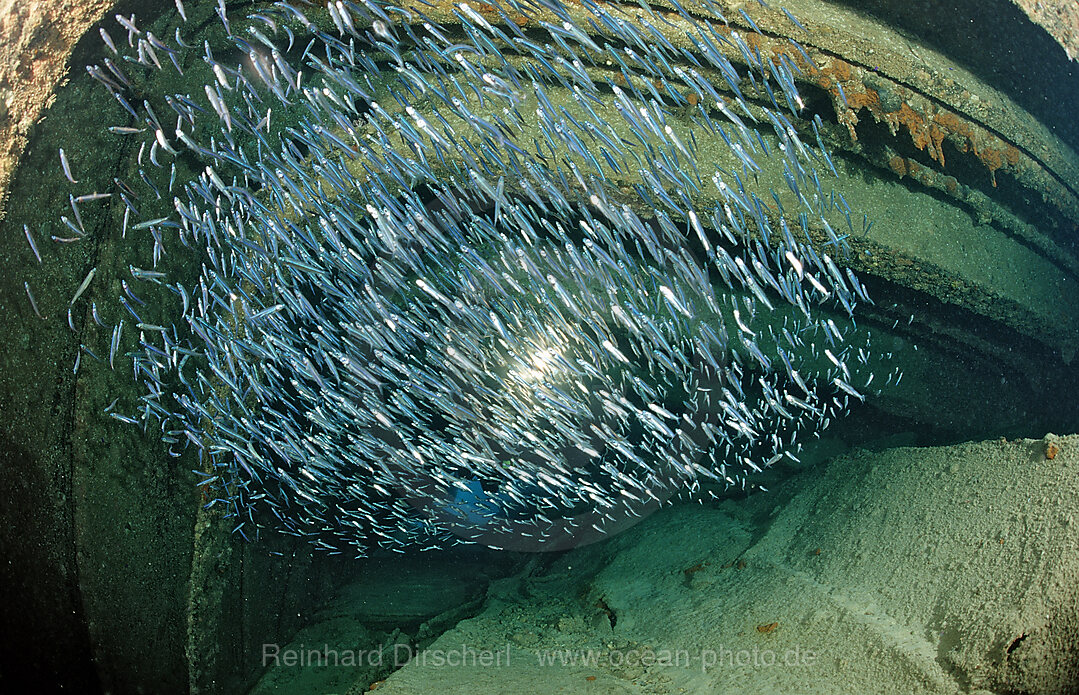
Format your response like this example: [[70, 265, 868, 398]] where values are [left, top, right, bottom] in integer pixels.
[[253, 435, 1079, 694]]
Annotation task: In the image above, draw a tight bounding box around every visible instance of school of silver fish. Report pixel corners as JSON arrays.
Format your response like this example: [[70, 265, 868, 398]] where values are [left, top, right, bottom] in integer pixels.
[[40, 0, 897, 555]]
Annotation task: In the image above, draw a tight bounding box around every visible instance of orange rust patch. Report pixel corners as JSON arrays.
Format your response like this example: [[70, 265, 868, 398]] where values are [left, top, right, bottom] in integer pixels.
[[829, 58, 852, 82], [783, 47, 818, 76], [929, 125, 948, 167], [891, 103, 934, 160], [980, 147, 1005, 186], [475, 0, 529, 24], [843, 86, 879, 111], [981, 147, 1004, 172], [821, 64, 1024, 184], [894, 103, 925, 135], [974, 143, 1023, 187], [1046, 441, 1060, 460], [933, 111, 972, 139], [930, 112, 976, 165], [928, 109, 1022, 181], [741, 31, 762, 50]]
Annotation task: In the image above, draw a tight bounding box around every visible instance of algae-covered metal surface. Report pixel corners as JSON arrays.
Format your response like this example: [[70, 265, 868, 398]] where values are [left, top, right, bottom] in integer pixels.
[[0, 0, 1077, 691]]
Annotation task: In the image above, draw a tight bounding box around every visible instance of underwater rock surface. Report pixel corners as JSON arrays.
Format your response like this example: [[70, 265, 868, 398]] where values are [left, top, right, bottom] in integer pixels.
[[304, 436, 1078, 694]]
